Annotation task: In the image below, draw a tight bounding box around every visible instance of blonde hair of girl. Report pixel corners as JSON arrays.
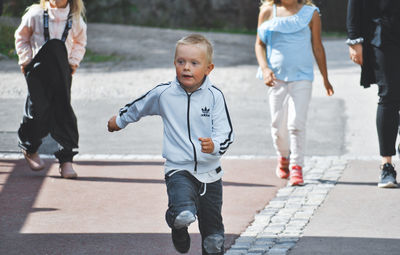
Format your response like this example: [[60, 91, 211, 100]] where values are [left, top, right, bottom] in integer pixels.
[[260, 0, 314, 8], [28, 0, 86, 21]]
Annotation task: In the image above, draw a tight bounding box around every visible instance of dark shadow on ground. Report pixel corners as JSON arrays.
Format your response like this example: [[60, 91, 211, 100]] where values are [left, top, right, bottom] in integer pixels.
[[75, 160, 165, 166], [335, 181, 377, 186], [0, 160, 50, 234], [45, 175, 274, 187], [0, 232, 237, 255]]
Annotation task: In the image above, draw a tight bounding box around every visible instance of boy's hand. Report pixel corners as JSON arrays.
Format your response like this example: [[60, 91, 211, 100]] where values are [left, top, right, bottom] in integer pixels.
[[108, 115, 121, 132], [199, 137, 214, 154], [324, 80, 334, 96]]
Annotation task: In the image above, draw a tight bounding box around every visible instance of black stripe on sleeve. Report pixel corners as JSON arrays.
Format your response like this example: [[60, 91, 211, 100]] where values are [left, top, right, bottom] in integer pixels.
[[119, 82, 171, 116], [211, 85, 233, 154]]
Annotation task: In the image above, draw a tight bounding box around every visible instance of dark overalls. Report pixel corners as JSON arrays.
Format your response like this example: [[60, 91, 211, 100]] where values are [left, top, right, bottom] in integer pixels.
[[18, 10, 79, 163]]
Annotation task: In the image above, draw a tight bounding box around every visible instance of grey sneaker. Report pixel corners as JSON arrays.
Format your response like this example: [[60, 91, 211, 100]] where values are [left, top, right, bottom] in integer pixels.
[[378, 163, 398, 188]]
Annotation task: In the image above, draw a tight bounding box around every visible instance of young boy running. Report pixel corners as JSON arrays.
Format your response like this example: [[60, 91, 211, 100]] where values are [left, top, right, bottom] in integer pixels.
[[107, 34, 234, 255]]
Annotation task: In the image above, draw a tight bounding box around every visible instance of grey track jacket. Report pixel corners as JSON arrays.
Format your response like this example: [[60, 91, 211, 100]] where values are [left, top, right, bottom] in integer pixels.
[[116, 76, 234, 176]]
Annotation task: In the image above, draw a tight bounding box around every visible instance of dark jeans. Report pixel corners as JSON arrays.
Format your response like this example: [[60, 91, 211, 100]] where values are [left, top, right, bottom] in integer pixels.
[[18, 39, 79, 163], [165, 170, 224, 255], [376, 85, 400, 156]]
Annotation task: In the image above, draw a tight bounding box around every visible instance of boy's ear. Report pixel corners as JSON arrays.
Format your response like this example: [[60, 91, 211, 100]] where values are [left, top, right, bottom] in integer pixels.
[[206, 63, 214, 75]]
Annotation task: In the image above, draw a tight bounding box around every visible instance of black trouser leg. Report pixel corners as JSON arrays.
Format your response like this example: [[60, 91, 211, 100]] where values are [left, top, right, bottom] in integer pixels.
[[374, 41, 400, 157], [198, 179, 224, 255], [376, 103, 398, 156], [18, 61, 53, 154], [51, 66, 78, 164], [376, 92, 400, 156]]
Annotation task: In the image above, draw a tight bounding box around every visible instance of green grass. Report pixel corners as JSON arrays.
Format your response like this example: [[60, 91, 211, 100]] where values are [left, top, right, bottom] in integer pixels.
[[0, 23, 18, 58], [83, 49, 126, 63]]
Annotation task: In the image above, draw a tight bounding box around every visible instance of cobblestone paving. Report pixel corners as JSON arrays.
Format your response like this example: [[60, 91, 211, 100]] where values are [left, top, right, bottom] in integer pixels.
[[225, 156, 347, 255]]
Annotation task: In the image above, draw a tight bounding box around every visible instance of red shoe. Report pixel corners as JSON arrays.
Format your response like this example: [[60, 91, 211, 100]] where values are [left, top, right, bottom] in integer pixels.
[[289, 165, 304, 186], [276, 157, 290, 179]]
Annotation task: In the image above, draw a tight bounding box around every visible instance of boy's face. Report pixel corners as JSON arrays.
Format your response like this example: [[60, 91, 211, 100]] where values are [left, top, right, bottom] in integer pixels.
[[174, 44, 214, 93]]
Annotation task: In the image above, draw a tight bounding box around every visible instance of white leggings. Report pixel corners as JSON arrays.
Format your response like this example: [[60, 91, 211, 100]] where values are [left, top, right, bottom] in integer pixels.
[[268, 80, 312, 167]]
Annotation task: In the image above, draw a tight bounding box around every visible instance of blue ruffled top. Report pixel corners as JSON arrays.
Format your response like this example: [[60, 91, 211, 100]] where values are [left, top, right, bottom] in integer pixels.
[[257, 4, 319, 82]]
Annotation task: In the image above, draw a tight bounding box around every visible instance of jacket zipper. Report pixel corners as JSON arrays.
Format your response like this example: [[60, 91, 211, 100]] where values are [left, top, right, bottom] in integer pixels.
[[186, 92, 198, 173]]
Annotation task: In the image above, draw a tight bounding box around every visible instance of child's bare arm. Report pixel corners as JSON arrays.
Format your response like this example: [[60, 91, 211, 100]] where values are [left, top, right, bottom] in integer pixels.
[[255, 6, 277, 87], [310, 11, 334, 96], [199, 137, 214, 154], [107, 115, 121, 132]]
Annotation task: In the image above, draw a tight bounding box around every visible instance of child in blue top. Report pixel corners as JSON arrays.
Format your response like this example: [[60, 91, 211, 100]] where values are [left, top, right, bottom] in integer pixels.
[[255, 0, 334, 186]]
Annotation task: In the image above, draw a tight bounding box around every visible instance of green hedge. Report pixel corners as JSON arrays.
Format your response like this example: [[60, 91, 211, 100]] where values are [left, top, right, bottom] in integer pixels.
[[0, 23, 17, 58]]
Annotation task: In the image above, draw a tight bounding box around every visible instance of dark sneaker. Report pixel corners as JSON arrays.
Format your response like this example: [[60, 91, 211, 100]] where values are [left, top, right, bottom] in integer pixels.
[[378, 163, 398, 188], [172, 227, 190, 253]]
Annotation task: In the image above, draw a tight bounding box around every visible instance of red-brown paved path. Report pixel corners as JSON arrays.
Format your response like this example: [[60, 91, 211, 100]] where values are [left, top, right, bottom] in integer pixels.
[[0, 158, 286, 255]]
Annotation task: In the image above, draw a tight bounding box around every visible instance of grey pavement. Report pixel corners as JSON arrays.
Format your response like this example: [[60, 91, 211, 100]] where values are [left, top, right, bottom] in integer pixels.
[[289, 159, 400, 255], [1, 23, 399, 254]]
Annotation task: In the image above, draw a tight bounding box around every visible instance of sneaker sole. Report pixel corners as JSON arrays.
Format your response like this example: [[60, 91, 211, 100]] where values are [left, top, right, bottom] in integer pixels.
[[30, 165, 46, 171], [290, 182, 304, 186], [377, 182, 398, 188]]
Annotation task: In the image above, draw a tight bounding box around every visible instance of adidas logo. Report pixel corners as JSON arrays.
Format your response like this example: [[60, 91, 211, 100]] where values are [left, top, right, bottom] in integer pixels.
[[201, 106, 210, 117]]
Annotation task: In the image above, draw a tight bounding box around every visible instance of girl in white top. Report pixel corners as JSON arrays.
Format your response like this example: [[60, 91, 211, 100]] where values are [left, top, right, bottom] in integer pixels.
[[15, 0, 87, 178], [15, 0, 86, 74]]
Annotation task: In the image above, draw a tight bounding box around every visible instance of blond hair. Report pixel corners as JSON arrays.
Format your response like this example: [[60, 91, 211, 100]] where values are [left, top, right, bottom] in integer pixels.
[[260, 0, 314, 8], [175, 34, 214, 64], [29, 0, 86, 21]]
